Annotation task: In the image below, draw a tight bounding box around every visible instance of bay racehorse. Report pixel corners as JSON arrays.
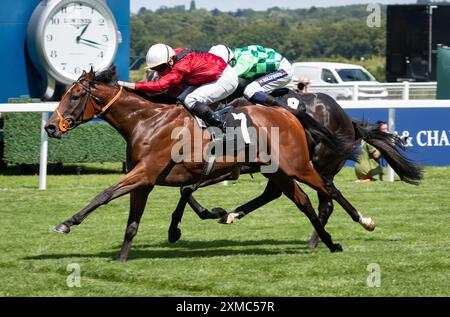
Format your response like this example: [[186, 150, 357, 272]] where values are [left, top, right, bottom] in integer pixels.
[[169, 90, 423, 248], [44, 66, 372, 261]]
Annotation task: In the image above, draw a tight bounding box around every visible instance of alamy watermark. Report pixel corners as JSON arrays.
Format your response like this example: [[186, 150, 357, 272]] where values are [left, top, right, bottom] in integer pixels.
[[367, 3, 381, 28], [66, 263, 81, 288], [366, 263, 381, 287]]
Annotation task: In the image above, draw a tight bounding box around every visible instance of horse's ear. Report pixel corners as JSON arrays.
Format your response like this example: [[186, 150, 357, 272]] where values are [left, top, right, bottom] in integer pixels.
[[109, 64, 119, 82], [85, 66, 95, 81]]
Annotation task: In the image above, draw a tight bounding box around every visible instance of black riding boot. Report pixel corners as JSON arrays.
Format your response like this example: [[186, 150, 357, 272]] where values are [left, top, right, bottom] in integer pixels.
[[191, 102, 226, 131], [249, 91, 305, 113]]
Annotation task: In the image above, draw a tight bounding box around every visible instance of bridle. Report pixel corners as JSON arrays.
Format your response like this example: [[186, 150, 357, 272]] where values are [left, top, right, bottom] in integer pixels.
[[56, 79, 123, 132]]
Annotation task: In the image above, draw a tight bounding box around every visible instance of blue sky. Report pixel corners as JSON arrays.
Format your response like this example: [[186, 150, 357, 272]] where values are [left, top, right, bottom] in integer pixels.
[[131, 0, 418, 13]]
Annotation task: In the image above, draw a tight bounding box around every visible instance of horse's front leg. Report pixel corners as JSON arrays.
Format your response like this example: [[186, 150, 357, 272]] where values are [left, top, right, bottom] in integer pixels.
[[167, 186, 193, 243], [167, 170, 238, 243], [186, 194, 228, 220], [308, 191, 334, 249], [54, 165, 151, 234], [184, 171, 239, 220], [217, 180, 282, 224], [179, 179, 283, 226], [323, 178, 376, 231], [117, 185, 153, 261]]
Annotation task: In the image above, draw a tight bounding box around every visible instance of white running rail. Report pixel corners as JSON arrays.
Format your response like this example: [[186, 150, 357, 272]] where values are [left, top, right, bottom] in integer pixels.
[[289, 81, 437, 100]]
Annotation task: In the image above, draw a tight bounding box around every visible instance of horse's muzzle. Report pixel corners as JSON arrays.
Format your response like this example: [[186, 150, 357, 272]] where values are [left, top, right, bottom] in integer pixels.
[[45, 123, 62, 139]]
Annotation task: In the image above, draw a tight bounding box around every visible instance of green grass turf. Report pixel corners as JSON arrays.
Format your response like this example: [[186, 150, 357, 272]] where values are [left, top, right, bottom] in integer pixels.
[[0, 165, 449, 296]]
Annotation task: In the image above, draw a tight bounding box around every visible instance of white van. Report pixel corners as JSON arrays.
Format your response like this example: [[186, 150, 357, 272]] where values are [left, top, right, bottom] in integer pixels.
[[290, 62, 388, 100]]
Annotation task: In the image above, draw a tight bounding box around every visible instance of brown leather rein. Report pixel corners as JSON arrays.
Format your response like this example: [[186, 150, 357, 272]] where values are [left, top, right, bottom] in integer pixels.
[[56, 81, 123, 132]]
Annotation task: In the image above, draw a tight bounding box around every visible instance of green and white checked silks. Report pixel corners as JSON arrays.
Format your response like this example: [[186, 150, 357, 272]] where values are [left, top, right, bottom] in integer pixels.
[[233, 45, 284, 80]]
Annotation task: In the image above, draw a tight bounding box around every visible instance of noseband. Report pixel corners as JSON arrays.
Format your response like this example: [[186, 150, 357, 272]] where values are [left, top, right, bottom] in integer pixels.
[[56, 80, 123, 132]]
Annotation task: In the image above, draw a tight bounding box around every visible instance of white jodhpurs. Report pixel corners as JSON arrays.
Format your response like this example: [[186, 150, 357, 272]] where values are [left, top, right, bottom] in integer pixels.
[[243, 58, 293, 99], [178, 65, 238, 109]]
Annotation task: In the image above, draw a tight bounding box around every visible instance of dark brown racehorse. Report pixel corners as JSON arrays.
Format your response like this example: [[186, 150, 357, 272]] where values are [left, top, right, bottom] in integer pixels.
[[170, 90, 423, 248], [45, 67, 367, 261]]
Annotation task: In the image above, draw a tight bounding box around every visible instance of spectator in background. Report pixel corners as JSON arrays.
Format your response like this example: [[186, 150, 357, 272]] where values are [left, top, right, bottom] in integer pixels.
[[355, 120, 388, 183], [295, 76, 311, 93]]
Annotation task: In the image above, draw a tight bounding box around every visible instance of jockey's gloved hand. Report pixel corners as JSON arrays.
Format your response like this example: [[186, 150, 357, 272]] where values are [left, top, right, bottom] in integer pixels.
[[118, 81, 136, 90]]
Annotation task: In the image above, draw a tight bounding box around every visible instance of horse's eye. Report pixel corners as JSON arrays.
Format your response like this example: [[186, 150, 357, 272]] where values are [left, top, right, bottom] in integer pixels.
[[71, 95, 80, 101]]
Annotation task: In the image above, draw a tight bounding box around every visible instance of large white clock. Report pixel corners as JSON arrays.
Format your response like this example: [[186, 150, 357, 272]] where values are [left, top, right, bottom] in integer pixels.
[[27, 0, 122, 97]]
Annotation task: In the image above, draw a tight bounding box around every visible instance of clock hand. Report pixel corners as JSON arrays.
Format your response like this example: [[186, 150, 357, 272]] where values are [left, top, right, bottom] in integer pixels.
[[78, 40, 103, 49], [79, 38, 104, 48], [79, 38, 101, 45], [76, 22, 91, 43]]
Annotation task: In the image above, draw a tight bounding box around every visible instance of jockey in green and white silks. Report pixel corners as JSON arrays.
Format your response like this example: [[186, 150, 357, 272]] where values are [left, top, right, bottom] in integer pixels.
[[209, 44, 294, 110]]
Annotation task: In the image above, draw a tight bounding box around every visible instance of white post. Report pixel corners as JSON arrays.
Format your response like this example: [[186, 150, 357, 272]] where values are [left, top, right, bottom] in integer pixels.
[[39, 112, 49, 190], [402, 81, 410, 100], [387, 81, 409, 182], [352, 84, 359, 100]]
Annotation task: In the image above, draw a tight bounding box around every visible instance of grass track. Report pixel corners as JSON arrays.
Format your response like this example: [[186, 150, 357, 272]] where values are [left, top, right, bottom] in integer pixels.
[[0, 165, 449, 296]]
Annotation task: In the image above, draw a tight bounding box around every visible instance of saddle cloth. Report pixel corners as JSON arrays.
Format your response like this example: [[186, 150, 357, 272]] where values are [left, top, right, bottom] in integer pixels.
[[192, 106, 254, 177], [193, 106, 253, 146]]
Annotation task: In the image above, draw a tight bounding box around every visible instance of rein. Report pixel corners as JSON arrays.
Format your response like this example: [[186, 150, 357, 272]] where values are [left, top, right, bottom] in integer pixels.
[[56, 81, 123, 132]]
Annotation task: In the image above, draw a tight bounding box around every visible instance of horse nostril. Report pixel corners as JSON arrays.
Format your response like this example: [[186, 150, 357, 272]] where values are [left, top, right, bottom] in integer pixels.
[[45, 124, 56, 135]]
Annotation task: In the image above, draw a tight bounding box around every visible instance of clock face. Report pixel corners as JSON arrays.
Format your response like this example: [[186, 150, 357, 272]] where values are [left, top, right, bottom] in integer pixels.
[[42, 0, 118, 82]]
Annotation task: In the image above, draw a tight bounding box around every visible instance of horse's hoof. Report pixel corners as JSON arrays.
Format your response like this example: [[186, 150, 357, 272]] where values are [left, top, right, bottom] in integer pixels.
[[54, 223, 70, 234], [331, 244, 343, 253], [218, 212, 238, 225], [116, 256, 128, 262], [168, 228, 181, 243], [365, 219, 376, 231], [361, 218, 376, 231], [210, 207, 227, 218]]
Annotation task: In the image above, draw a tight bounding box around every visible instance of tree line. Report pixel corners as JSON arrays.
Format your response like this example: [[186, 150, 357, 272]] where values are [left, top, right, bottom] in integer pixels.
[[131, 4, 387, 80]]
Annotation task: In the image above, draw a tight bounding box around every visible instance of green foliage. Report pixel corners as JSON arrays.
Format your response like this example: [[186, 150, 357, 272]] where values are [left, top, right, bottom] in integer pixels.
[[131, 4, 387, 63], [359, 56, 386, 82], [129, 68, 146, 82], [3, 113, 125, 165], [0, 167, 449, 296]]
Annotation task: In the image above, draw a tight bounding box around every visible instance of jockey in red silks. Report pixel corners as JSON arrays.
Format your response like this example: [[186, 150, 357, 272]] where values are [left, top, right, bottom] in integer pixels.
[[118, 43, 238, 131]]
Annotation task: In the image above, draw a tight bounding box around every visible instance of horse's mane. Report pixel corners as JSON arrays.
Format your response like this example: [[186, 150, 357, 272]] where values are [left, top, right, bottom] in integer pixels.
[[93, 65, 178, 104], [94, 66, 119, 85], [125, 88, 178, 104]]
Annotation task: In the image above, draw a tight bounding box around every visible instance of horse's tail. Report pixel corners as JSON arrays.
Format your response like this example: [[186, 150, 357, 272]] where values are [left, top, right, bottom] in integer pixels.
[[295, 112, 358, 162], [352, 119, 423, 185]]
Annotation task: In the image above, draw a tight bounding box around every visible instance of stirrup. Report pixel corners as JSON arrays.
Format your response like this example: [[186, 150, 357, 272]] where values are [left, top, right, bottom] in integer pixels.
[[208, 126, 236, 142], [202, 150, 216, 176]]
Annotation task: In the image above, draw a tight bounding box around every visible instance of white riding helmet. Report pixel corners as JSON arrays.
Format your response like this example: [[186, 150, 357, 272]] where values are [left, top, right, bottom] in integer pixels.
[[145, 43, 176, 69], [209, 44, 235, 64]]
